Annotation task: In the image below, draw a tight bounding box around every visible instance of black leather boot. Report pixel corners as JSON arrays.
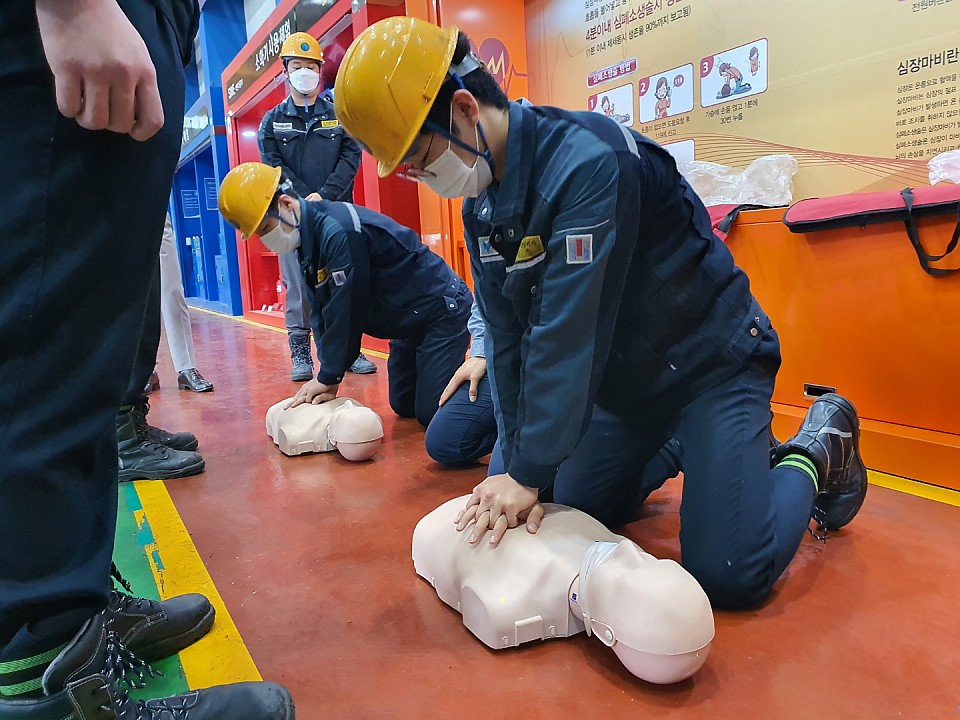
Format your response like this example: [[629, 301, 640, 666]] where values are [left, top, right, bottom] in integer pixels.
[[117, 413, 205, 482], [106, 567, 215, 664], [0, 614, 295, 719], [774, 393, 868, 532], [129, 402, 198, 452], [768, 423, 781, 467], [178, 369, 214, 393]]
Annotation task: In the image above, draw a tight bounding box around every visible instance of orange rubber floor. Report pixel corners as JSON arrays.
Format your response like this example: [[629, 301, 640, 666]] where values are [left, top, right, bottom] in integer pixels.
[[147, 311, 960, 719]]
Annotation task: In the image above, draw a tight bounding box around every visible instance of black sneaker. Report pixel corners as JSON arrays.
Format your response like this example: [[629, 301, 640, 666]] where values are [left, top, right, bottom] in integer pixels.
[[130, 402, 198, 452], [0, 614, 295, 719], [106, 567, 215, 664], [774, 393, 868, 532]]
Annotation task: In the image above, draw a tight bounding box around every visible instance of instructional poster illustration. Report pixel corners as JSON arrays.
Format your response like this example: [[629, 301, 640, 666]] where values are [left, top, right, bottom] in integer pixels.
[[701, 39, 768, 107], [639, 64, 695, 123], [588, 82, 634, 125], [525, 0, 960, 196]]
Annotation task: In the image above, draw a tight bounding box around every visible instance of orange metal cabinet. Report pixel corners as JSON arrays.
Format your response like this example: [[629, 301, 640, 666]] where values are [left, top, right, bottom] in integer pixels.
[[725, 208, 960, 491]]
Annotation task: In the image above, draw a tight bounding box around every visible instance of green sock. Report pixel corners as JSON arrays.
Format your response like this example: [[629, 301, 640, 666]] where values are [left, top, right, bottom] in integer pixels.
[[777, 453, 819, 494], [0, 642, 67, 698]]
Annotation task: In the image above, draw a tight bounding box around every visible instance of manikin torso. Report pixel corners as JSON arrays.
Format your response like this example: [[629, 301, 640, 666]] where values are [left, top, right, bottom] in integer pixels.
[[414, 497, 615, 647], [413, 496, 715, 684], [265, 397, 383, 460]]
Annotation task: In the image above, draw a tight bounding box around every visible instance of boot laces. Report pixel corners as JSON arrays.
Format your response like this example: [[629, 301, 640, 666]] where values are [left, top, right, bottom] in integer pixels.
[[291, 339, 313, 366], [130, 403, 152, 442], [102, 632, 191, 719], [105, 630, 160, 692], [183, 369, 205, 385], [109, 565, 162, 615], [808, 507, 829, 543]]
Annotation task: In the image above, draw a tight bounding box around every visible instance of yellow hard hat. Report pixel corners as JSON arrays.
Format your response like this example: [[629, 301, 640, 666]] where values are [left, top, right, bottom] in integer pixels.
[[218, 162, 282, 238], [334, 18, 458, 178], [281, 32, 324, 64]]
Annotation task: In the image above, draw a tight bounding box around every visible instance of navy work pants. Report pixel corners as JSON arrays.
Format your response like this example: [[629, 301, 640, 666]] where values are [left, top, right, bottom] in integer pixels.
[[388, 284, 472, 428], [0, 1, 186, 650], [425, 377, 498, 466], [490, 327, 815, 609]]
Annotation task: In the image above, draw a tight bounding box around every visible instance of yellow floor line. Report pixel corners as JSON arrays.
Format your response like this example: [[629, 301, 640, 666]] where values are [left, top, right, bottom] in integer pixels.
[[134, 480, 262, 688], [191, 306, 390, 359], [868, 470, 960, 508]]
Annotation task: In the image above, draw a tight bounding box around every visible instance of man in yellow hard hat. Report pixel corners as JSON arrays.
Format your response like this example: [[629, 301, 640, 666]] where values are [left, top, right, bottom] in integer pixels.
[[333, 18, 867, 611], [258, 32, 373, 383], [219, 162, 472, 427]]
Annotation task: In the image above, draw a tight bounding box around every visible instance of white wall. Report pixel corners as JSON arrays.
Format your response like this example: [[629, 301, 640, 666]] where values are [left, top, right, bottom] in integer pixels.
[[243, 0, 278, 40]]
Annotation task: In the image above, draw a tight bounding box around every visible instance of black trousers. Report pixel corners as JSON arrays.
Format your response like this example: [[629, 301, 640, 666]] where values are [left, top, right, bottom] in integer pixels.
[[124, 262, 163, 408], [0, 1, 186, 647]]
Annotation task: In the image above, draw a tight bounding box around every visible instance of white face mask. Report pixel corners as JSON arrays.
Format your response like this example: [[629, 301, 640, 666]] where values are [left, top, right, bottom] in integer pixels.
[[289, 68, 320, 95], [421, 126, 494, 199], [260, 210, 300, 254]]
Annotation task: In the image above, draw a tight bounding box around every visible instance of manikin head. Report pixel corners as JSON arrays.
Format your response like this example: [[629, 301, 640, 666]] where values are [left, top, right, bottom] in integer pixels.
[[574, 540, 714, 684], [328, 401, 383, 461]]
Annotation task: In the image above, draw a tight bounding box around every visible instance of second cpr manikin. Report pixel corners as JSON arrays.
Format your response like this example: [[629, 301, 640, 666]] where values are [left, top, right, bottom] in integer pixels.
[[265, 397, 383, 461], [413, 497, 715, 684]]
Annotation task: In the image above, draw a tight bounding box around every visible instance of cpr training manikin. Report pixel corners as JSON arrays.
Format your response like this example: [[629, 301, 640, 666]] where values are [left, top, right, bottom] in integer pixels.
[[265, 397, 384, 461], [413, 497, 715, 684]]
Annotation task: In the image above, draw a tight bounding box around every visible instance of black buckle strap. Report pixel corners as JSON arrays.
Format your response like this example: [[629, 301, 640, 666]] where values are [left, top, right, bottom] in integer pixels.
[[900, 187, 960, 276]]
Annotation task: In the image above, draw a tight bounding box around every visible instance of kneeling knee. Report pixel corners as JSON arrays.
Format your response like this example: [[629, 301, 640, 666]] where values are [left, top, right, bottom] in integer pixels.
[[424, 425, 463, 466], [389, 398, 416, 420]]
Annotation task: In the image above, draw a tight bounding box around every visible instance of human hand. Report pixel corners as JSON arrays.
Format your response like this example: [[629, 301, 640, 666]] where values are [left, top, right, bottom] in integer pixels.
[[36, 0, 164, 140], [438, 357, 487, 406], [454, 473, 543, 547], [305, 193, 323, 201], [284, 379, 339, 409]]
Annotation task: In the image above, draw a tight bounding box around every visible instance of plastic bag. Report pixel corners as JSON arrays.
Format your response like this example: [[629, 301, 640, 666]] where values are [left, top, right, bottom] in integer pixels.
[[677, 155, 798, 206], [928, 149, 960, 185]]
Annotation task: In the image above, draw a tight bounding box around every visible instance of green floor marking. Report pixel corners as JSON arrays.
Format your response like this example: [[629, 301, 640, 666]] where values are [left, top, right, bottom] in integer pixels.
[[114, 483, 190, 700]]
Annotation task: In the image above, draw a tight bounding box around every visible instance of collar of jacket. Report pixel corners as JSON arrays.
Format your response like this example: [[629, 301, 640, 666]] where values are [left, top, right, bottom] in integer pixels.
[[297, 197, 315, 270], [488, 101, 537, 227], [280, 95, 332, 120]]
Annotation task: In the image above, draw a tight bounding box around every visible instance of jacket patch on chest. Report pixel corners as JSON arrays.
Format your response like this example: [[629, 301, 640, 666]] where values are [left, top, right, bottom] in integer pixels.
[[273, 122, 294, 131], [477, 236, 504, 263], [332, 270, 347, 286], [515, 235, 545, 263], [316, 267, 329, 285], [566, 234, 593, 264], [320, 120, 340, 129]]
